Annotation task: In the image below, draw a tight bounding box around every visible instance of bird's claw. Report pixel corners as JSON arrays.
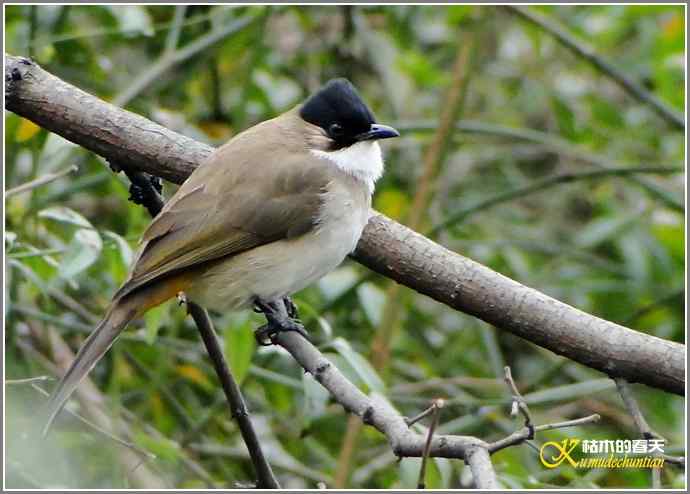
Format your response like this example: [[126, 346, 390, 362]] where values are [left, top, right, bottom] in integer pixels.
[[127, 173, 162, 206], [254, 320, 310, 346], [253, 297, 309, 346], [128, 182, 146, 206], [284, 297, 299, 319]]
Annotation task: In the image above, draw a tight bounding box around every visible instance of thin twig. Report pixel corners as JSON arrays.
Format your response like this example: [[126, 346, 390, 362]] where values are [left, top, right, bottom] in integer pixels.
[[662, 454, 685, 467], [625, 288, 684, 325], [488, 414, 601, 453], [163, 6, 187, 55], [405, 403, 438, 427], [122, 350, 195, 429], [6, 165, 78, 197], [430, 166, 683, 236], [188, 303, 280, 489], [652, 465, 662, 488], [397, 120, 684, 212], [417, 399, 444, 489], [614, 377, 678, 486], [30, 384, 156, 462], [118, 407, 218, 488], [17, 330, 166, 488], [5, 375, 54, 385], [504, 5, 684, 130], [613, 377, 661, 440], [114, 14, 255, 106], [504, 366, 533, 433]]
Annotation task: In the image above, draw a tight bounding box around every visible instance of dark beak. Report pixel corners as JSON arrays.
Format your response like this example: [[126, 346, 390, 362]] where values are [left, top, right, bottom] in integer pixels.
[[355, 123, 400, 142]]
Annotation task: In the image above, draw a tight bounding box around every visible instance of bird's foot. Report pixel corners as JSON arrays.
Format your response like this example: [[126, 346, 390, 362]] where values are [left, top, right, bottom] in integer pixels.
[[283, 296, 299, 319], [128, 174, 163, 206], [253, 297, 309, 346]]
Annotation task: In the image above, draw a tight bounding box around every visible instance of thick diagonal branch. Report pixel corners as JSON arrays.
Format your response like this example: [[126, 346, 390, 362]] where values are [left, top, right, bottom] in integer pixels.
[[5, 54, 685, 395]]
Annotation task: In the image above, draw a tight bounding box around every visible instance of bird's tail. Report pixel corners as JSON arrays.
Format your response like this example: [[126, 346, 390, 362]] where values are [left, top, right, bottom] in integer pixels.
[[42, 296, 139, 436]]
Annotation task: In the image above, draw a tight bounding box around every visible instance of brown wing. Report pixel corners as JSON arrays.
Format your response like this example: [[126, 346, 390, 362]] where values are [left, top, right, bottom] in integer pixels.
[[114, 134, 331, 300]]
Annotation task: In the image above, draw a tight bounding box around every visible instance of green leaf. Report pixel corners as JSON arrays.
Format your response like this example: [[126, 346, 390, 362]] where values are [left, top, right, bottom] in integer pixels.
[[38, 206, 93, 229], [550, 94, 577, 140], [104, 231, 133, 267], [357, 282, 386, 326], [433, 457, 452, 489], [38, 206, 103, 279], [523, 378, 615, 404], [60, 228, 103, 279], [144, 304, 166, 345], [399, 457, 422, 488], [619, 232, 649, 281], [322, 353, 364, 388], [8, 259, 50, 297], [103, 231, 133, 284], [108, 5, 154, 37], [652, 220, 684, 263], [38, 134, 78, 174], [318, 266, 358, 301], [224, 319, 256, 385], [330, 337, 385, 394], [5, 231, 17, 250], [398, 457, 441, 488], [588, 93, 624, 128], [133, 433, 179, 462], [575, 215, 636, 248]]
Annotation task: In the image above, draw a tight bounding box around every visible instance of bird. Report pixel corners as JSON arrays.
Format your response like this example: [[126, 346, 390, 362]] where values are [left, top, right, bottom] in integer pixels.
[[42, 78, 399, 435]]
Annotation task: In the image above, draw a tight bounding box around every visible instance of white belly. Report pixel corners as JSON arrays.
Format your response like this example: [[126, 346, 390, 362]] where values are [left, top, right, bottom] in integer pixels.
[[187, 203, 369, 312]]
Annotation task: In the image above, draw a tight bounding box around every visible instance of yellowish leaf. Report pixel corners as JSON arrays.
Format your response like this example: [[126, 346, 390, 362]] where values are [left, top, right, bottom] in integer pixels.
[[198, 120, 233, 141], [374, 189, 409, 220], [16, 118, 40, 142], [662, 13, 683, 40], [176, 364, 213, 391]]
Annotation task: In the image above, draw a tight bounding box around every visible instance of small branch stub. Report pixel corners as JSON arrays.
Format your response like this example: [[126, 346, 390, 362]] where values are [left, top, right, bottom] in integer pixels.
[[504, 366, 534, 438]]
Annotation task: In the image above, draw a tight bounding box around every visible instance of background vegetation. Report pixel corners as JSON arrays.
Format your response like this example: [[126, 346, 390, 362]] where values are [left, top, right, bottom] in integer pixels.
[[4, 4, 685, 489]]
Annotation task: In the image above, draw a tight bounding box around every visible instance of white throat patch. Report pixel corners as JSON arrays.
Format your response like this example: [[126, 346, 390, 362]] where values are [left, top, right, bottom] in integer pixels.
[[311, 141, 384, 194]]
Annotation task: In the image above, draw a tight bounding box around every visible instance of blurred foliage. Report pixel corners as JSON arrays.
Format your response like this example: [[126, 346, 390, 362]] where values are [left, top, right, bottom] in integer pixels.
[[4, 4, 685, 489]]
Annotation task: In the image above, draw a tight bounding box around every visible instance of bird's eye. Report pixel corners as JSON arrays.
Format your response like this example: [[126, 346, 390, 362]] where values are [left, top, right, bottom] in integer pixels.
[[329, 123, 344, 137]]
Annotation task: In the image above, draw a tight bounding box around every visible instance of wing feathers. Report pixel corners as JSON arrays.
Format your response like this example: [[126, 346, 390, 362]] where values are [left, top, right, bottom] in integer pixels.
[[115, 146, 332, 299]]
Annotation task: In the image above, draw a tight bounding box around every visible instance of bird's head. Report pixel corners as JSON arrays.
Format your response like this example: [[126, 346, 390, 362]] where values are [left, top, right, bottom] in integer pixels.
[[300, 78, 399, 150]]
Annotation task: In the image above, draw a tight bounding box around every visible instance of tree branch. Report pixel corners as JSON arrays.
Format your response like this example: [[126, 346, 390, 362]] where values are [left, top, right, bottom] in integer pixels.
[[488, 414, 601, 454], [465, 445, 499, 489], [503, 5, 685, 130], [273, 331, 488, 459], [429, 166, 682, 236], [397, 119, 684, 212], [5, 54, 685, 395], [614, 378, 660, 440], [114, 13, 255, 107], [5, 164, 78, 197], [187, 303, 280, 489]]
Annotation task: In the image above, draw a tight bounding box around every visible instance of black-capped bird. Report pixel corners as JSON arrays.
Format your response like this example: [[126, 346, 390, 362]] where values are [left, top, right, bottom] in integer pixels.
[[43, 78, 399, 434]]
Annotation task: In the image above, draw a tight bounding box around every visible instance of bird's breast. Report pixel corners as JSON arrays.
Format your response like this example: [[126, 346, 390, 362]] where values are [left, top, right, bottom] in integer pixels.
[[187, 182, 371, 312]]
